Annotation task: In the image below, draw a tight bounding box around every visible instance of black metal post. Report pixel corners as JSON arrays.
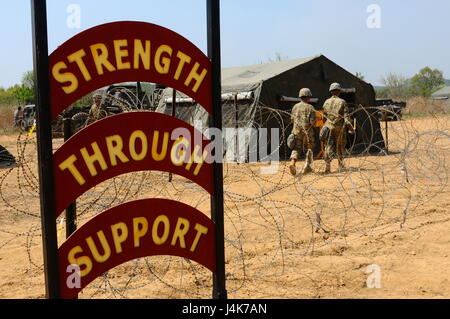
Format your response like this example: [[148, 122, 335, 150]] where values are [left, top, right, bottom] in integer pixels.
[[207, 0, 227, 299], [31, 0, 60, 298], [63, 118, 77, 299], [136, 81, 142, 107], [169, 89, 176, 182], [235, 94, 239, 164], [63, 119, 77, 238], [385, 118, 389, 154], [172, 88, 177, 118]]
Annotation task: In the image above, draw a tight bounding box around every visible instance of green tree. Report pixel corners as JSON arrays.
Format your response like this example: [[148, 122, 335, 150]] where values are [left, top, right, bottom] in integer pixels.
[[375, 87, 389, 99], [355, 72, 365, 81], [22, 70, 35, 89], [380, 73, 410, 99], [410, 67, 445, 97], [0, 86, 18, 106], [12, 71, 35, 104]]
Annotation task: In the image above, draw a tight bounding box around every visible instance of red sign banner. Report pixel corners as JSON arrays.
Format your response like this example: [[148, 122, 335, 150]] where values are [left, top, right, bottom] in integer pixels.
[[58, 198, 216, 299], [53, 111, 213, 216], [49, 21, 212, 120]]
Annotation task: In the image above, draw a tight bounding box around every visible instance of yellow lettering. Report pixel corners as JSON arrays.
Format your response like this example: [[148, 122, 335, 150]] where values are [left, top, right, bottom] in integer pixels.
[[151, 131, 169, 161], [59, 154, 85, 185], [68, 246, 93, 277], [185, 62, 208, 93], [110, 222, 128, 254], [106, 135, 129, 166], [52, 61, 78, 94], [154, 44, 172, 74], [80, 142, 108, 177], [190, 223, 208, 252], [113, 39, 131, 70], [174, 51, 191, 80], [67, 49, 92, 82], [90, 43, 116, 75], [170, 137, 189, 167], [152, 215, 170, 245], [133, 217, 148, 248], [86, 231, 111, 263], [170, 217, 190, 249], [185, 145, 208, 176], [133, 39, 151, 70], [129, 130, 148, 161]]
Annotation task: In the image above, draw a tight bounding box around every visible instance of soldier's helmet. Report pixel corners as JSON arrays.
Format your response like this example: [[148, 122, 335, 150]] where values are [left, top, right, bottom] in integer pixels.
[[299, 88, 312, 98], [93, 92, 102, 99], [329, 82, 342, 92]]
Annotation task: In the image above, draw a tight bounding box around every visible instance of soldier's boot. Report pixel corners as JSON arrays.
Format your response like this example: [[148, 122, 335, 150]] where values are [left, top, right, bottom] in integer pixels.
[[302, 149, 314, 174], [324, 162, 331, 174], [289, 159, 297, 176]]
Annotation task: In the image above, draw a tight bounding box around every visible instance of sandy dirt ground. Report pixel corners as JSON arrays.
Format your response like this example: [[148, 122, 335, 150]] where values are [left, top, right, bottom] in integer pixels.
[[0, 115, 449, 299]]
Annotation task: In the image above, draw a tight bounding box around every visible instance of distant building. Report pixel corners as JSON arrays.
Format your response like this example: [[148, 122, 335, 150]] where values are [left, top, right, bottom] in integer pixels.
[[431, 86, 450, 100]]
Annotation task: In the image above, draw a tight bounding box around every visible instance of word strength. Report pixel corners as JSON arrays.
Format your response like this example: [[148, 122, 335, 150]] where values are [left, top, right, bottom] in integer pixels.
[[182, 303, 267, 317], [52, 39, 208, 95]]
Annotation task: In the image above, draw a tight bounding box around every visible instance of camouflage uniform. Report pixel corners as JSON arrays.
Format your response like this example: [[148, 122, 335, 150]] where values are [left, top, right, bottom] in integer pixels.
[[86, 102, 108, 125], [322, 95, 350, 167], [290, 101, 316, 160], [13, 107, 22, 127]]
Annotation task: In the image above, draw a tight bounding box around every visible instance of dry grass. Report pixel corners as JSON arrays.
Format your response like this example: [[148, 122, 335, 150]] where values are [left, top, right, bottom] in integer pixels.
[[403, 97, 450, 115], [0, 115, 449, 299], [0, 106, 18, 135]]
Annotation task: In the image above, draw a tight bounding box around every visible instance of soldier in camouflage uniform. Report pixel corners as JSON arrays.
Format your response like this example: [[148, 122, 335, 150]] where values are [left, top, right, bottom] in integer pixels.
[[322, 83, 353, 173], [86, 93, 108, 125], [289, 88, 316, 175]]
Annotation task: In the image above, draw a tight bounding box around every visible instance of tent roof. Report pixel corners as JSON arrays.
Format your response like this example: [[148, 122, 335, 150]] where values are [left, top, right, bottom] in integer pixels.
[[432, 86, 450, 98], [221, 55, 320, 92]]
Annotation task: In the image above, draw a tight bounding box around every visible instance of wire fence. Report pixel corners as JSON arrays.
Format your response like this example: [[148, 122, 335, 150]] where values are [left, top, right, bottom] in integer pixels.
[[0, 97, 449, 298]]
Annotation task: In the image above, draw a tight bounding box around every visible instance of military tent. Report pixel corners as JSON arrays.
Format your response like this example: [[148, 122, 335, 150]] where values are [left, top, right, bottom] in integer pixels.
[[156, 54, 385, 161], [431, 86, 450, 99]]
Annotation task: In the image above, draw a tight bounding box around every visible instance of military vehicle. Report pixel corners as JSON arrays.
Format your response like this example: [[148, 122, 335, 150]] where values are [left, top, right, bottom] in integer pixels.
[[17, 104, 36, 131], [376, 99, 407, 121], [70, 82, 162, 133], [15, 82, 166, 136]]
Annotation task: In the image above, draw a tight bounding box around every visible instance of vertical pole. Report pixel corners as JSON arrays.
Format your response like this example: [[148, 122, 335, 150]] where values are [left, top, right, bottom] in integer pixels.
[[171, 88, 177, 118], [234, 94, 239, 164], [136, 81, 142, 107], [385, 117, 389, 154], [207, 0, 227, 299], [31, 0, 60, 298], [169, 89, 176, 182], [63, 119, 77, 238], [63, 118, 77, 299]]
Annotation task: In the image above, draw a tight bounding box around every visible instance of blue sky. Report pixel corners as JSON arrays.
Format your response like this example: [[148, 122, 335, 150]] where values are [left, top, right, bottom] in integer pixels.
[[1, 0, 449, 88]]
